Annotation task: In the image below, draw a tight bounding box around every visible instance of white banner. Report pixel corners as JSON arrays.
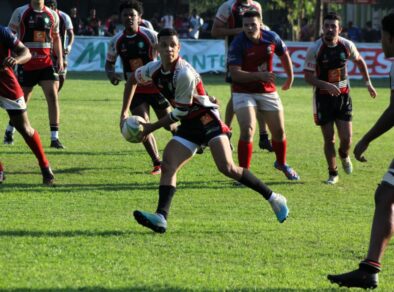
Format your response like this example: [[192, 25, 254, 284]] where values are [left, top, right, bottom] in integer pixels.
[[68, 36, 390, 78]]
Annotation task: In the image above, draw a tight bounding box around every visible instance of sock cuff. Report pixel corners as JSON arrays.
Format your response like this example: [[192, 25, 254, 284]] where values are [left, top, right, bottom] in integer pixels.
[[360, 259, 381, 273]]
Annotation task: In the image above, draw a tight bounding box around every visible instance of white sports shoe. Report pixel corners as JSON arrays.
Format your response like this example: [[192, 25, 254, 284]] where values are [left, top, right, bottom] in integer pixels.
[[326, 175, 339, 185], [269, 193, 289, 223], [341, 156, 353, 174]]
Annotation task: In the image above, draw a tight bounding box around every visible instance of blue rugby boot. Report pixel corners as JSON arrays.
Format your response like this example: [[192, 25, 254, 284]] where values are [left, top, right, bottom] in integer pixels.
[[133, 210, 167, 233], [274, 161, 300, 181], [269, 193, 289, 223]]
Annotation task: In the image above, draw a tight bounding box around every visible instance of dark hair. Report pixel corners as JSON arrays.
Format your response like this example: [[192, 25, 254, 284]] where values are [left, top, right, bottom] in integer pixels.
[[119, 0, 143, 16], [158, 28, 178, 40], [243, 10, 261, 20], [45, 0, 57, 8], [382, 13, 394, 37], [324, 12, 342, 25]]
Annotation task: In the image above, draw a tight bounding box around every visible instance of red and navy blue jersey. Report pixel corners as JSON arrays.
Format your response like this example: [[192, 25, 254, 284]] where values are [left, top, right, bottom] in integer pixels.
[[0, 25, 24, 99], [228, 29, 287, 93]]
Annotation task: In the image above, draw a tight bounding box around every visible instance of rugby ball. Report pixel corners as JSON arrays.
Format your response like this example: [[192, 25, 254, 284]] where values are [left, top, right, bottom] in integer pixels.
[[121, 115, 145, 143]]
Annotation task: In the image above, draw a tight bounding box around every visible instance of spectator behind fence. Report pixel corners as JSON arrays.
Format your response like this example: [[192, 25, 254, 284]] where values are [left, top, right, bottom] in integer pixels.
[[347, 21, 362, 42], [70, 7, 84, 35], [85, 8, 101, 36], [188, 9, 204, 39], [105, 13, 119, 36], [300, 17, 313, 41], [362, 21, 380, 42], [161, 10, 174, 29]]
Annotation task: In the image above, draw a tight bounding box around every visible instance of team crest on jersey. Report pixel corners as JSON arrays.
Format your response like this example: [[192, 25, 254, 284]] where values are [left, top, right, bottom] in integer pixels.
[[340, 52, 346, 60], [138, 42, 144, 49], [29, 16, 35, 25]]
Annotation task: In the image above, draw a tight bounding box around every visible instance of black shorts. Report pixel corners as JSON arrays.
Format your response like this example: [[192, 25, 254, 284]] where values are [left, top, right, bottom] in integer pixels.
[[175, 109, 231, 146], [313, 92, 352, 125], [17, 66, 59, 87], [130, 93, 170, 111]]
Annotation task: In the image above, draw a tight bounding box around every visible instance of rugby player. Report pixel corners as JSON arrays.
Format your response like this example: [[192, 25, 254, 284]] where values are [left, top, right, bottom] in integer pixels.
[[4, 0, 65, 149], [228, 11, 299, 180], [327, 13, 394, 289], [304, 12, 377, 184], [120, 28, 290, 233], [106, 0, 173, 175], [0, 25, 54, 185]]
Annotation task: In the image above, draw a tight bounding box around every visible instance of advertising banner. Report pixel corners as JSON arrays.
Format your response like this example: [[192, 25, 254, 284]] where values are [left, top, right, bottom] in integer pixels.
[[68, 37, 390, 78]]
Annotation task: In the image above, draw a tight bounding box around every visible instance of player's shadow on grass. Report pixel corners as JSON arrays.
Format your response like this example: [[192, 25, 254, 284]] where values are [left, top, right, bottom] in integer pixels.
[[0, 150, 130, 156], [0, 229, 136, 238], [0, 288, 341, 291]]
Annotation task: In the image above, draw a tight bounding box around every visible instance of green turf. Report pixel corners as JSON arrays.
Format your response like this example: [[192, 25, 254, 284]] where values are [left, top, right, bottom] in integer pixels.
[[0, 72, 393, 291]]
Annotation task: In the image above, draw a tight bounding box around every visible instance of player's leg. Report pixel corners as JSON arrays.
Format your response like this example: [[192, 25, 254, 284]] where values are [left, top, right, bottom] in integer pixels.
[[131, 95, 161, 174], [208, 135, 289, 223], [4, 86, 34, 145], [320, 122, 338, 184], [336, 120, 353, 174], [224, 94, 234, 128], [235, 106, 256, 169], [327, 162, 394, 289], [134, 137, 195, 233], [263, 109, 299, 180], [233, 93, 257, 169], [257, 111, 273, 152], [40, 72, 63, 149], [8, 110, 54, 185]]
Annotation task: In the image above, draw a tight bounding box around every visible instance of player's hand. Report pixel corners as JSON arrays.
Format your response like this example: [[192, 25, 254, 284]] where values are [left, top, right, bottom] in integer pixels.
[[110, 73, 122, 86], [3, 56, 17, 67], [367, 84, 377, 99], [119, 113, 128, 131], [353, 138, 369, 162], [282, 77, 293, 91], [57, 59, 64, 74], [325, 83, 341, 96], [260, 72, 275, 83]]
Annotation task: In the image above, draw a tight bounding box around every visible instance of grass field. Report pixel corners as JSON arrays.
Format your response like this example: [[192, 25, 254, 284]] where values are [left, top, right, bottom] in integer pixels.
[[0, 73, 393, 291]]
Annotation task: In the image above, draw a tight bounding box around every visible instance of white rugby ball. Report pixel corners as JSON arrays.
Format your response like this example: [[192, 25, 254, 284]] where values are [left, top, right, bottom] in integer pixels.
[[121, 115, 145, 143]]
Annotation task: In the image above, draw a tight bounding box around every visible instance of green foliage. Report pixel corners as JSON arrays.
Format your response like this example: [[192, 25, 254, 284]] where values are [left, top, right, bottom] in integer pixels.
[[0, 73, 393, 290]]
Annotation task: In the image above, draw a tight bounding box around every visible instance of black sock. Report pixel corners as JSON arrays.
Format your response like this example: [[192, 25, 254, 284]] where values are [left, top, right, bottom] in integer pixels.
[[50, 125, 59, 132], [156, 185, 176, 219], [359, 259, 381, 274], [239, 169, 272, 200], [260, 132, 269, 140], [329, 168, 338, 176]]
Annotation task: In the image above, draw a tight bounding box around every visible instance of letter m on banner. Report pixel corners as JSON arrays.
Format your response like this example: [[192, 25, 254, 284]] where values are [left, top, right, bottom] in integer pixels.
[[74, 41, 106, 69]]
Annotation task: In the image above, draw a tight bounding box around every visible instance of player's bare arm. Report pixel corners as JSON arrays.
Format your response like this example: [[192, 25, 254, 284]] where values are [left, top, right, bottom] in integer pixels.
[[354, 92, 394, 162], [304, 70, 341, 96], [105, 61, 122, 85], [354, 57, 377, 98], [211, 18, 243, 37], [3, 42, 31, 67], [279, 52, 293, 90], [52, 32, 64, 72], [65, 29, 74, 55], [229, 65, 275, 83], [120, 73, 138, 126]]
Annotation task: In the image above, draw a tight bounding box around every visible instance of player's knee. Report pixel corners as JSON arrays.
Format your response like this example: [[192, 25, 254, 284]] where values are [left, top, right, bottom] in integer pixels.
[[160, 160, 177, 175], [239, 125, 254, 140], [217, 162, 236, 177]]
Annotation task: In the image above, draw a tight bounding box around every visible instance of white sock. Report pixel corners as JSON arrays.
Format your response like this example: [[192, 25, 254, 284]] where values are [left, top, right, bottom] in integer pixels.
[[268, 192, 277, 202], [51, 131, 59, 141], [6, 125, 15, 133]]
